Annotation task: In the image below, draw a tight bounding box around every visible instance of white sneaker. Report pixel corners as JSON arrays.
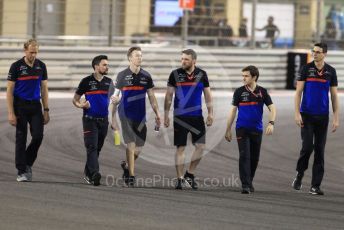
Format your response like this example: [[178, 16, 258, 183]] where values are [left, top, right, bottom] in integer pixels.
[[17, 174, 29, 182]]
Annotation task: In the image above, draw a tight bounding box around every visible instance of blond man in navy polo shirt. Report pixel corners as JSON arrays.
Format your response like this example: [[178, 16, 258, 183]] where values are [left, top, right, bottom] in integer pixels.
[[7, 39, 50, 182]]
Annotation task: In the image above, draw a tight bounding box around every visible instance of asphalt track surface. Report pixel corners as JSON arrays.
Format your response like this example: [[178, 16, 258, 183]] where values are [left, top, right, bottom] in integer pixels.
[[1, 91, 344, 230]]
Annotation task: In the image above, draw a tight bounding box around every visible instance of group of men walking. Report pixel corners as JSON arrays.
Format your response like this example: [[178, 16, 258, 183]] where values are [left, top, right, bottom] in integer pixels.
[[6, 40, 339, 195]]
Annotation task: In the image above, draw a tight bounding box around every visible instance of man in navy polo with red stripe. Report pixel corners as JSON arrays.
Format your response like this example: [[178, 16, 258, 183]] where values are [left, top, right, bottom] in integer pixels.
[[7, 39, 50, 182], [164, 49, 214, 190], [292, 43, 339, 195], [225, 65, 276, 194], [111, 46, 161, 187], [73, 55, 114, 186]]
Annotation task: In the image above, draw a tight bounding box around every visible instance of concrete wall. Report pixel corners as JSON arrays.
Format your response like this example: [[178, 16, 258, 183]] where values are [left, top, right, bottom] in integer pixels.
[[64, 0, 91, 35], [1, 0, 28, 36], [124, 0, 151, 37]]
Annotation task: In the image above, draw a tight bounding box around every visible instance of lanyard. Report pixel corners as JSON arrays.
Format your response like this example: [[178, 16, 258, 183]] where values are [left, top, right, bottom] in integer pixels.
[[245, 85, 262, 98]]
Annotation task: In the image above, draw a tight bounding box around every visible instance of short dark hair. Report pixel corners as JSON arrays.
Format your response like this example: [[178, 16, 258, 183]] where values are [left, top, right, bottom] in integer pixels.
[[314, 42, 328, 53], [242, 65, 259, 81], [127, 46, 141, 60], [182, 49, 197, 60], [92, 55, 108, 70]]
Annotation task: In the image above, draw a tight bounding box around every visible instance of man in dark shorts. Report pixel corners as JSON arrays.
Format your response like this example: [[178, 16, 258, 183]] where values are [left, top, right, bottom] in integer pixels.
[[164, 49, 213, 190], [111, 46, 161, 187], [73, 55, 114, 186], [292, 42, 339, 195], [7, 39, 50, 182], [225, 65, 276, 194]]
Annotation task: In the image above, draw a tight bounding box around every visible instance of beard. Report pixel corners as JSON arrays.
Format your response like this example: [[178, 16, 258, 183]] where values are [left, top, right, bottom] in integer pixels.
[[100, 70, 108, 76], [182, 64, 192, 72]]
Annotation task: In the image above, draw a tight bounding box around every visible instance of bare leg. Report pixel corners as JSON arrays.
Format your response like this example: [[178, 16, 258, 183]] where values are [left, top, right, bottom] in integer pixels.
[[175, 146, 186, 178], [134, 146, 142, 161], [188, 144, 205, 174], [126, 142, 136, 176]]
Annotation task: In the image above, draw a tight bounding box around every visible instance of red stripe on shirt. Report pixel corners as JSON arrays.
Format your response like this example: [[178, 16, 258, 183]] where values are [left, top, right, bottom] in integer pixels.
[[239, 102, 259, 106], [17, 76, 39, 81], [176, 82, 197, 86], [122, 86, 144, 91], [85, 90, 108, 95], [307, 78, 327, 83]]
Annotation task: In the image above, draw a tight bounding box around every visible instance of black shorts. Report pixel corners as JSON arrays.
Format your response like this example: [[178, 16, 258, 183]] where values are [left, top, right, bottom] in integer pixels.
[[120, 118, 147, 147], [173, 116, 205, 146]]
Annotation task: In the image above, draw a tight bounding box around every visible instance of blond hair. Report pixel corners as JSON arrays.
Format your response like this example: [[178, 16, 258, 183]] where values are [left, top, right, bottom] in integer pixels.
[[24, 39, 39, 50]]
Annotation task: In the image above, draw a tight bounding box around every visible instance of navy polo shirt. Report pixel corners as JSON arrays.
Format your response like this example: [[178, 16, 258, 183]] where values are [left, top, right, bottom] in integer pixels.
[[298, 61, 338, 115], [76, 74, 114, 117], [115, 67, 154, 122], [232, 85, 273, 132], [167, 67, 209, 117], [7, 57, 48, 101]]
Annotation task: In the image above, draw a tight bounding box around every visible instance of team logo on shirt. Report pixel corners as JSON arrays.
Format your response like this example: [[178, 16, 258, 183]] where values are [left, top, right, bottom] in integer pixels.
[[241, 92, 250, 102], [89, 81, 98, 90], [140, 77, 148, 85], [125, 75, 133, 80], [308, 68, 316, 77], [177, 73, 186, 82], [20, 70, 28, 75], [19, 65, 27, 71]]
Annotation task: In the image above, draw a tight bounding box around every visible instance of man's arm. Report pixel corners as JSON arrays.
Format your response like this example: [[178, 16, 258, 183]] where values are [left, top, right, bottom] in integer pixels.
[[265, 104, 276, 135], [164, 86, 175, 128], [203, 87, 214, 126], [330, 86, 339, 132], [110, 103, 120, 131], [275, 26, 281, 38], [41, 80, 50, 124], [225, 106, 237, 142], [6, 81, 16, 126], [147, 88, 161, 127], [294, 81, 305, 127], [72, 93, 90, 109]]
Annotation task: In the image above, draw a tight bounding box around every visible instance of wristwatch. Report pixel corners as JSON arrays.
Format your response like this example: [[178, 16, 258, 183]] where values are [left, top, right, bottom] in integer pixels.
[[44, 108, 50, 112], [268, 121, 275, 125]]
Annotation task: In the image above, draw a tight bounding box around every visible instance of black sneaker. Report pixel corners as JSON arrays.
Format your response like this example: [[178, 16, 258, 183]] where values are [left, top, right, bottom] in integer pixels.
[[292, 172, 303, 190], [175, 178, 184, 190], [184, 171, 198, 190], [91, 172, 101, 186], [249, 185, 255, 193], [121, 161, 129, 186], [309, 186, 324, 195], [128, 176, 135, 187], [241, 187, 250, 194], [26, 166, 32, 181]]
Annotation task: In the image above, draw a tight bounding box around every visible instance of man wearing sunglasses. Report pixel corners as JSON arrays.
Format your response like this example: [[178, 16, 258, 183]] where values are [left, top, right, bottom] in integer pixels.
[[292, 42, 339, 195]]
